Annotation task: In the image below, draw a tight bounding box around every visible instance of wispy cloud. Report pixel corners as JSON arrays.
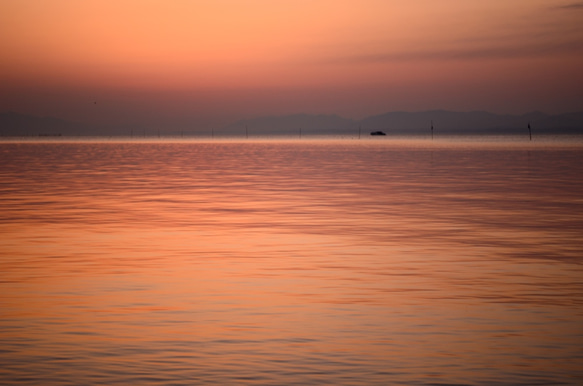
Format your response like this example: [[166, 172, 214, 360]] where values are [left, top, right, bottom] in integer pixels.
[[555, 2, 583, 10], [325, 39, 583, 64], [320, 3, 583, 66]]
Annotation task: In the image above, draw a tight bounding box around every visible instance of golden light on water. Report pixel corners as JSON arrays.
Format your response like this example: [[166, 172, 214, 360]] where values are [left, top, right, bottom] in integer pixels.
[[1, 139, 582, 383]]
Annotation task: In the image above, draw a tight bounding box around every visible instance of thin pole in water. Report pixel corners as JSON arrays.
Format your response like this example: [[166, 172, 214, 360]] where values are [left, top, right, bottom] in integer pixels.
[[528, 122, 532, 141], [431, 120, 434, 140]]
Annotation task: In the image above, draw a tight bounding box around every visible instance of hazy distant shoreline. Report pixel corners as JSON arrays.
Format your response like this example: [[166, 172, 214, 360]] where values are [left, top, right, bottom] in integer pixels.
[[2, 136, 583, 151], [1, 110, 582, 138]]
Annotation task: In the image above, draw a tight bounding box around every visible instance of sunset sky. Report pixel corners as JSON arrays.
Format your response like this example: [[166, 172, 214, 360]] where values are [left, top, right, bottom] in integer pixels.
[[1, 0, 582, 129]]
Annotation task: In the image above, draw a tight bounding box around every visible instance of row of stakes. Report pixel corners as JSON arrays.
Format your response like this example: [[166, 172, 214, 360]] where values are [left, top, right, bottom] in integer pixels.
[[128, 122, 534, 140]]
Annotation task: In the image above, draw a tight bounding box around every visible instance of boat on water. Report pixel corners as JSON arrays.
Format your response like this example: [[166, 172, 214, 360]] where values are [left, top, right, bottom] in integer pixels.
[[370, 131, 386, 136]]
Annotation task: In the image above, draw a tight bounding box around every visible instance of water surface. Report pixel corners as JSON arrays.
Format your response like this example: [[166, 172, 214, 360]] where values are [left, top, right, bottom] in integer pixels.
[[1, 138, 582, 385]]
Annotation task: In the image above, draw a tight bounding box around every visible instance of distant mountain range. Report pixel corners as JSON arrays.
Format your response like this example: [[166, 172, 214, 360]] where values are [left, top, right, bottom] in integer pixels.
[[226, 110, 583, 136], [2, 110, 583, 137]]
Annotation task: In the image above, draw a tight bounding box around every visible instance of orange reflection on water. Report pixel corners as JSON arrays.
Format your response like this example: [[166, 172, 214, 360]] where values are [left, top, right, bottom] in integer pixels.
[[1, 140, 582, 384]]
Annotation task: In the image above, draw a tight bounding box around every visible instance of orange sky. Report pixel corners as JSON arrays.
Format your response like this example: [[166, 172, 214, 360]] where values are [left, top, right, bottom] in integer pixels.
[[1, 0, 582, 128]]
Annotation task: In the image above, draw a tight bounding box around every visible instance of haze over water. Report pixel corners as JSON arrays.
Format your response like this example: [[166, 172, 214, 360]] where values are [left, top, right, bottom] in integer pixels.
[[1, 138, 582, 385]]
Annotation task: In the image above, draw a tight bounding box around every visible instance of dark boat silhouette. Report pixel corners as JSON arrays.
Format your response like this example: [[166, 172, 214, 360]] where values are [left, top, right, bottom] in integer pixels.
[[370, 131, 386, 136]]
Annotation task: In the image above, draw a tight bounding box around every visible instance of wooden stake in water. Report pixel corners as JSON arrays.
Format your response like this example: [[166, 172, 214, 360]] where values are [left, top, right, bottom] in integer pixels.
[[528, 122, 532, 141], [431, 120, 434, 140]]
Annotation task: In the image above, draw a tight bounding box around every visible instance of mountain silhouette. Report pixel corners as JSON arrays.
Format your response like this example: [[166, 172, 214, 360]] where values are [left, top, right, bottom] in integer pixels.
[[225, 110, 583, 136], [2, 110, 582, 137]]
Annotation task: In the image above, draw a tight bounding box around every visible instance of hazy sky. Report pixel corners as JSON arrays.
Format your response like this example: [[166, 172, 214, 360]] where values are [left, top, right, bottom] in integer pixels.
[[1, 0, 582, 129]]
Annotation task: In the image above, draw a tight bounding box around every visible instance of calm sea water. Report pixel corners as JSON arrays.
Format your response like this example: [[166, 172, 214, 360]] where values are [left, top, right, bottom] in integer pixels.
[[1, 138, 582, 385]]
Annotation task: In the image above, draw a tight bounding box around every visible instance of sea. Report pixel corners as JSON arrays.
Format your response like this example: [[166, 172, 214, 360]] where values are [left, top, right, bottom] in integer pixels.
[[1, 136, 582, 385]]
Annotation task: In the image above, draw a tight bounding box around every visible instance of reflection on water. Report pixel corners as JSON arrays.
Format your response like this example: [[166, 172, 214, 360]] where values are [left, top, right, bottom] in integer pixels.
[[1, 139, 582, 385]]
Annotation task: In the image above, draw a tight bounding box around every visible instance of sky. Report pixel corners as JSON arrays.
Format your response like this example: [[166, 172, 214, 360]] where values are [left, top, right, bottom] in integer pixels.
[[1, 0, 582, 130]]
